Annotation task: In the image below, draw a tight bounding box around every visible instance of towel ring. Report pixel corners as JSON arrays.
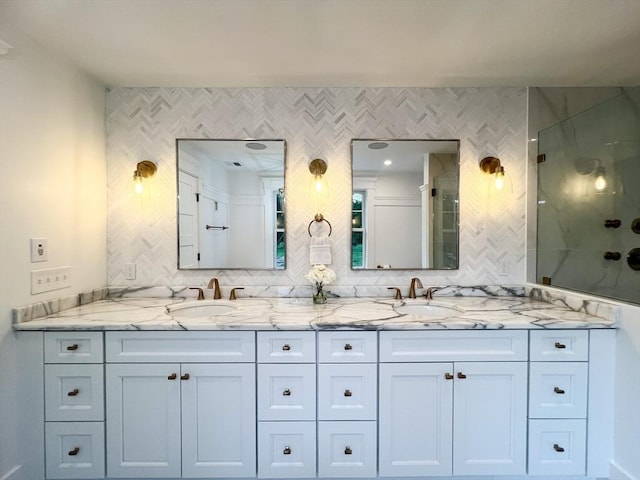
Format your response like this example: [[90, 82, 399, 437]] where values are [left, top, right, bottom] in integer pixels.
[[308, 214, 332, 237]]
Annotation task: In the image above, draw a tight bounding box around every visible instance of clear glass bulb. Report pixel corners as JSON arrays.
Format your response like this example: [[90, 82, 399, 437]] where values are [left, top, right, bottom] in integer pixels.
[[594, 174, 607, 191], [495, 171, 504, 190]]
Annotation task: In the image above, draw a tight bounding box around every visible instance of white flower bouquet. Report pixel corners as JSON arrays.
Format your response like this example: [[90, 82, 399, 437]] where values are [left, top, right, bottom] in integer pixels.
[[305, 264, 336, 304]]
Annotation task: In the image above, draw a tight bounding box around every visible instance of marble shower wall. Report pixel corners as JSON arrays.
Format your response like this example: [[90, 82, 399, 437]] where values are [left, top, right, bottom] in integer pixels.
[[106, 87, 527, 291]]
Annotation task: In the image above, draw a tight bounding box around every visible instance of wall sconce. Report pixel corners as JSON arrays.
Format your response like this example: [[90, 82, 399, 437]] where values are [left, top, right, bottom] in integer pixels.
[[133, 160, 157, 194], [593, 166, 607, 192], [309, 158, 328, 193], [479, 156, 506, 190]]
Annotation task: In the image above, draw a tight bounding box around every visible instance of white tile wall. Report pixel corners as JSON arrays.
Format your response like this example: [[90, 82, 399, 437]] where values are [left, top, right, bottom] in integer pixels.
[[106, 87, 527, 290]]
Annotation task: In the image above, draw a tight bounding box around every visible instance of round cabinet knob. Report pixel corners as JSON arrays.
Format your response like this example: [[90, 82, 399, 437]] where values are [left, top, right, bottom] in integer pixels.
[[344, 446, 352, 455], [444, 373, 454, 380], [68, 447, 80, 456], [181, 373, 190, 380], [344, 389, 353, 397], [282, 344, 291, 351], [66, 344, 79, 351], [627, 248, 640, 271], [282, 388, 291, 396], [631, 218, 640, 234], [283, 446, 292, 455], [553, 443, 565, 453], [604, 251, 621, 260], [457, 372, 467, 379], [344, 343, 353, 351], [554, 386, 565, 394], [67, 388, 79, 397], [167, 373, 177, 380], [554, 342, 566, 349]]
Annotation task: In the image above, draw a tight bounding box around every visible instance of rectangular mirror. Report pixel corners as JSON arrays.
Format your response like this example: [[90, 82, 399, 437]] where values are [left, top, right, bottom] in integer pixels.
[[351, 139, 459, 270], [177, 139, 286, 269]]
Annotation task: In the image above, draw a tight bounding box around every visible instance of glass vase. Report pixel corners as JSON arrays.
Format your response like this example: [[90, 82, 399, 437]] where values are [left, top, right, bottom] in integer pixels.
[[313, 285, 327, 304]]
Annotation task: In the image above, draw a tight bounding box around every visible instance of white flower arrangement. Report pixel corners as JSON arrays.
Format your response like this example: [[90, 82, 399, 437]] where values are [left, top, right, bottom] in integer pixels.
[[305, 264, 336, 286]]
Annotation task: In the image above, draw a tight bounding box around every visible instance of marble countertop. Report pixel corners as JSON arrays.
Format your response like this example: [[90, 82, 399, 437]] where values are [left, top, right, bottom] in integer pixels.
[[12, 294, 616, 331]]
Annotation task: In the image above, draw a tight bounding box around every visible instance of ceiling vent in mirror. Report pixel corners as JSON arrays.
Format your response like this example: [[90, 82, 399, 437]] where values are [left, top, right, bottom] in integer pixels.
[[245, 142, 267, 150], [368, 142, 389, 150]]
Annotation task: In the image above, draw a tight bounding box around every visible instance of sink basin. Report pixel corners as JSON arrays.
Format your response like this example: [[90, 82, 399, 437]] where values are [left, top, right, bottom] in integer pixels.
[[395, 301, 463, 318], [167, 300, 237, 318]]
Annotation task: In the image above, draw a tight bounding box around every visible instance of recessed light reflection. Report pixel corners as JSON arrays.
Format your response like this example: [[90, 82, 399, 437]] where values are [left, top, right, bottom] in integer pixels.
[[384, 159, 392, 166]]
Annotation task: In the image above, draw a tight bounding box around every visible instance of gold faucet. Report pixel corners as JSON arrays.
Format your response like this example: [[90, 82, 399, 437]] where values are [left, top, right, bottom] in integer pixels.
[[229, 287, 244, 300], [387, 287, 402, 300], [424, 287, 441, 300], [207, 278, 222, 299], [408, 277, 423, 298], [189, 287, 205, 300]]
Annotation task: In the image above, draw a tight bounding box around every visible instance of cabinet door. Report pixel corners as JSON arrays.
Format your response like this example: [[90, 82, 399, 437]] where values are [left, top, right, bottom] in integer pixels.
[[378, 363, 453, 477], [181, 363, 256, 478], [106, 364, 181, 478], [452, 362, 527, 476]]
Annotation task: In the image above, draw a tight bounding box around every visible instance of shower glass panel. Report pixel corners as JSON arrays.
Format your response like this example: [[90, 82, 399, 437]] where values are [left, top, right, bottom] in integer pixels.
[[537, 87, 640, 305]]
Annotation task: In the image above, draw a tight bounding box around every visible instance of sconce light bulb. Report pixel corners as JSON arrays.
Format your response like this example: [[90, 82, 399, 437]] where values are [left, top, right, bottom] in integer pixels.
[[314, 175, 324, 193], [594, 171, 607, 192], [495, 167, 505, 191], [133, 170, 144, 194]]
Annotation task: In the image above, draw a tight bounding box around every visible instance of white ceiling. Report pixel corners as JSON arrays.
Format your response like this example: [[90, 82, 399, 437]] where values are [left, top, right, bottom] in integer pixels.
[[1, 0, 639, 88]]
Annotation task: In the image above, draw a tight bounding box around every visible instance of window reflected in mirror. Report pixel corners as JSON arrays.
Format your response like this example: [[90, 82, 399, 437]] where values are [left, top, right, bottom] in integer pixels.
[[351, 139, 459, 270], [176, 139, 286, 270]]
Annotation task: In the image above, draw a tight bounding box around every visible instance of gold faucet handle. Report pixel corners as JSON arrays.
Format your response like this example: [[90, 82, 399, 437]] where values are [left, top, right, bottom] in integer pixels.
[[229, 287, 244, 300], [387, 287, 403, 300], [189, 287, 205, 300]]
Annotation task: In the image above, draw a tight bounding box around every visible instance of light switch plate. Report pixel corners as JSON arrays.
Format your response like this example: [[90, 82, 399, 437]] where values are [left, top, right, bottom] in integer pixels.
[[31, 266, 71, 294], [30, 238, 48, 262]]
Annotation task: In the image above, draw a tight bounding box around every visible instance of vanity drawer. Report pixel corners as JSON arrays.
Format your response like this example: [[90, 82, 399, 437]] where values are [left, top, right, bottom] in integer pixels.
[[45, 364, 104, 422], [258, 364, 316, 421], [529, 362, 588, 419], [318, 331, 377, 363], [45, 421, 105, 479], [258, 421, 316, 478], [44, 332, 103, 364], [380, 330, 528, 362], [105, 331, 255, 363], [257, 331, 316, 363], [318, 421, 377, 478], [530, 330, 589, 361], [528, 419, 586, 475], [318, 363, 377, 420]]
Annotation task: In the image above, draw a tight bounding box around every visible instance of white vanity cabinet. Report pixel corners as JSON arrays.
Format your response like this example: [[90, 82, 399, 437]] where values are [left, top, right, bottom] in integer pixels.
[[317, 331, 378, 478], [257, 331, 317, 478], [379, 330, 528, 477], [104, 331, 256, 478], [528, 330, 589, 475], [43, 332, 105, 480]]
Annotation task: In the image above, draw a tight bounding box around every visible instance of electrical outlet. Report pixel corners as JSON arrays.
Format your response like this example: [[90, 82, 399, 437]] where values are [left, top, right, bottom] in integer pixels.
[[31, 266, 71, 294], [497, 258, 510, 276], [30, 238, 48, 262], [125, 263, 136, 280]]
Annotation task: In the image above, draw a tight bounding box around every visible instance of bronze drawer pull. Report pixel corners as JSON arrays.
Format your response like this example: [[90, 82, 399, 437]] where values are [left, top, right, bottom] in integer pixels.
[[344, 343, 353, 351], [68, 447, 80, 456], [283, 388, 291, 396], [344, 389, 352, 397], [553, 443, 565, 453], [444, 373, 454, 380], [283, 446, 292, 455], [181, 373, 190, 380], [168, 373, 177, 380], [67, 388, 79, 397], [282, 344, 291, 351], [66, 344, 79, 351], [457, 372, 467, 379], [554, 386, 565, 394], [344, 446, 352, 455], [554, 342, 566, 349]]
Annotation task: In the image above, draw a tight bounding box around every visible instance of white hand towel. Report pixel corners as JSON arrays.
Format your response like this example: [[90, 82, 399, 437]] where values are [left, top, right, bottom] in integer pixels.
[[310, 244, 332, 265]]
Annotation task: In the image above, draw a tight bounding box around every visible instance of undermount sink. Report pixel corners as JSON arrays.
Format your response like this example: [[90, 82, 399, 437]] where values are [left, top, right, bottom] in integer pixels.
[[167, 300, 237, 318], [395, 301, 463, 318]]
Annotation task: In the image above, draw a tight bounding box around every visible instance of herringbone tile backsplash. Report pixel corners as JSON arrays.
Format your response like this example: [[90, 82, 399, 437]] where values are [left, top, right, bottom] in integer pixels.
[[106, 87, 527, 290]]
